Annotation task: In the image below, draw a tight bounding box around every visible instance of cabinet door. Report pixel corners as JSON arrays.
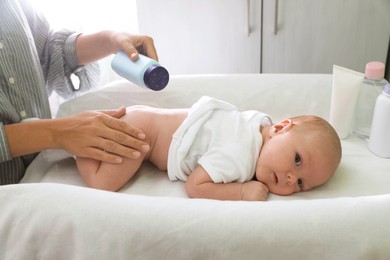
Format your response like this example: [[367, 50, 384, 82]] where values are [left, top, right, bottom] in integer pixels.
[[137, 0, 262, 74], [262, 0, 390, 73]]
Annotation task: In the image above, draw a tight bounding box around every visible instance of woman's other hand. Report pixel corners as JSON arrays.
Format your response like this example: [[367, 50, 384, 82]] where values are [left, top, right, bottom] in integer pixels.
[[55, 107, 150, 163]]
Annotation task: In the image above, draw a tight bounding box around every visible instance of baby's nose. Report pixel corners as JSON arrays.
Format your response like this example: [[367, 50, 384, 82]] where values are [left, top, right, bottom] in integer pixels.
[[286, 172, 298, 185]]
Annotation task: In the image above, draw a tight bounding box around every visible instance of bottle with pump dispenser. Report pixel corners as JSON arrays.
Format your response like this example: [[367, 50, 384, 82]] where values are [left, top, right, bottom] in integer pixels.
[[368, 83, 390, 158], [352, 61, 388, 140], [111, 51, 169, 91]]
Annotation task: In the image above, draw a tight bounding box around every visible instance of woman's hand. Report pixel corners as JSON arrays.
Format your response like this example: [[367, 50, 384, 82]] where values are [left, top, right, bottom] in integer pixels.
[[54, 107, 150, 164], [76, 31, 158, 65], [108, 31, 158, 61]]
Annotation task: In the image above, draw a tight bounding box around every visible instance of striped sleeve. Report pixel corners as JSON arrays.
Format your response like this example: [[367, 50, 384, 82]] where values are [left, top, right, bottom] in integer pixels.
[[20, 0, 100, 99], [44, 30, 100, 99], [25, 7, 100, 99], [0, 123, 11, 163], [0, 122, 27, 185]]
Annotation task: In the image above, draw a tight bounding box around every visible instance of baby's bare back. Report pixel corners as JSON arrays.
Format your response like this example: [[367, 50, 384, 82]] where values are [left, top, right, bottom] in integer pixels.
[[123, 106, 188, 170]]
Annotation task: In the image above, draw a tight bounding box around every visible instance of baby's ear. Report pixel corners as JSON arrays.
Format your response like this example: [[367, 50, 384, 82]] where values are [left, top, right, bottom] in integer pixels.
[[269, 119, 293, 137]]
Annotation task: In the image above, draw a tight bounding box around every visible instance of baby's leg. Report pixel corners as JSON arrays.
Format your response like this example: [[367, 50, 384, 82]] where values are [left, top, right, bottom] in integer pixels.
[[76, 157, 102, 187], [76, 155, 144, 192]]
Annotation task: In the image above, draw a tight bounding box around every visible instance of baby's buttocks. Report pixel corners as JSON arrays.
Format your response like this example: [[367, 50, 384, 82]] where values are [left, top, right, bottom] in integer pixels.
[[141, 108, 188, 171]]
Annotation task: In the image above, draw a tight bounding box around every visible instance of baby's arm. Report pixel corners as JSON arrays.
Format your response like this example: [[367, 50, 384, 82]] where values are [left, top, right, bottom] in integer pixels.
[[185, 166, 269, 201], [76, 155, 144, 191]]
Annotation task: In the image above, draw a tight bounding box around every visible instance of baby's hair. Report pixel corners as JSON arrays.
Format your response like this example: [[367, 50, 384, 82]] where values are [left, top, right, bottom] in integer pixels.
[[290, 115, 342, 166]]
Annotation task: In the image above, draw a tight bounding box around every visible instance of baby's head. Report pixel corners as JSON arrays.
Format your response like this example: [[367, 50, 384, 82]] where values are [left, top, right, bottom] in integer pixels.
[[256, 115, 341, 195]]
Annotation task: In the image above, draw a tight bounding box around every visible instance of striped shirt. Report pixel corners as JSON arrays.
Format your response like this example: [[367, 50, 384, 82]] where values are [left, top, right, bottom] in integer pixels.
[[0, 0, 99, 184]]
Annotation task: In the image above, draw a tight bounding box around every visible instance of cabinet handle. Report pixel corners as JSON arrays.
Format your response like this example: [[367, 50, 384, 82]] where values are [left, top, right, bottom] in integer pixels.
[[274, 0, 279, 35], [247, 0, 251, 36]]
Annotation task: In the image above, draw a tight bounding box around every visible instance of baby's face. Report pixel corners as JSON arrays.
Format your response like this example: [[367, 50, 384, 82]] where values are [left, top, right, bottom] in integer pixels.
[[255, 126, 335, 196]]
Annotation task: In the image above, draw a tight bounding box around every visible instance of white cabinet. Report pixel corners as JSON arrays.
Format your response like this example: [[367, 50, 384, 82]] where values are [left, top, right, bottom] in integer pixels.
[[137, 0, 390, 75], [262, 0, 390, 73]]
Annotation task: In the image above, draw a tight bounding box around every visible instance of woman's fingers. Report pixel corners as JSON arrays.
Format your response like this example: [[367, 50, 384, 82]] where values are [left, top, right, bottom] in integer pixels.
[[57, 109, 149, 163], [101, 108, 147, 140]]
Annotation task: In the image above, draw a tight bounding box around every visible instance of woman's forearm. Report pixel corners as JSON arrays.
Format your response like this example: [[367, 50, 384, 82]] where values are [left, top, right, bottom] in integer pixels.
[[75, 31, 114, 65], [4, 120, 57, 157]]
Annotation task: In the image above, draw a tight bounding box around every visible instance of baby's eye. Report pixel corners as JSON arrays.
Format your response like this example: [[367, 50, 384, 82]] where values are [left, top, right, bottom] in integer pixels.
[[295, 153, 302, 166]]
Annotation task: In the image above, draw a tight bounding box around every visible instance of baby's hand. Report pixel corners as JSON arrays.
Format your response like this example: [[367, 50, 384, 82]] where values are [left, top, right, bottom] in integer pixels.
[[242, 181, 269, 201]]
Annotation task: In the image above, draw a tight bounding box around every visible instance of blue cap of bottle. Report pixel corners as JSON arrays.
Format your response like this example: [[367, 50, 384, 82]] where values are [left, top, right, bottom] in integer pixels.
[[144, 64, 169, 91], [385, 83, 390, 95]]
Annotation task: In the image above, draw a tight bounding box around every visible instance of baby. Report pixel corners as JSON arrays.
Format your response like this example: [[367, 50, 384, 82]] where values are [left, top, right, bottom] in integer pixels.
[[76, 96, 342, 201]]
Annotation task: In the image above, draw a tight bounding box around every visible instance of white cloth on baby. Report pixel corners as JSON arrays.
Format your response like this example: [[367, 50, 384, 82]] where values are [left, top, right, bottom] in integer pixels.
[[167, 96, 271, 183]]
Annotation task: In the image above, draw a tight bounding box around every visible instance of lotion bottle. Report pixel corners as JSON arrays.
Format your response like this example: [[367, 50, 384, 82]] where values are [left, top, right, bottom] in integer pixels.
[[111, 51, 169, 91], [329, 65, 364, 139], [368, 83, 390, 158]]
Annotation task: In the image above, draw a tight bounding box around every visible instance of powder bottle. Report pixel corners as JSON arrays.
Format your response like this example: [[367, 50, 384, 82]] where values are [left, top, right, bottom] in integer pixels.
[[112, 51, 169, 91]]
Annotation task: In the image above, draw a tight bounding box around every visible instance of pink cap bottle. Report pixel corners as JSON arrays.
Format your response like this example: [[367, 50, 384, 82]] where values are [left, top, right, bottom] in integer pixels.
[[365, 61, 385, 79], [353, 61, 388, 140]]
